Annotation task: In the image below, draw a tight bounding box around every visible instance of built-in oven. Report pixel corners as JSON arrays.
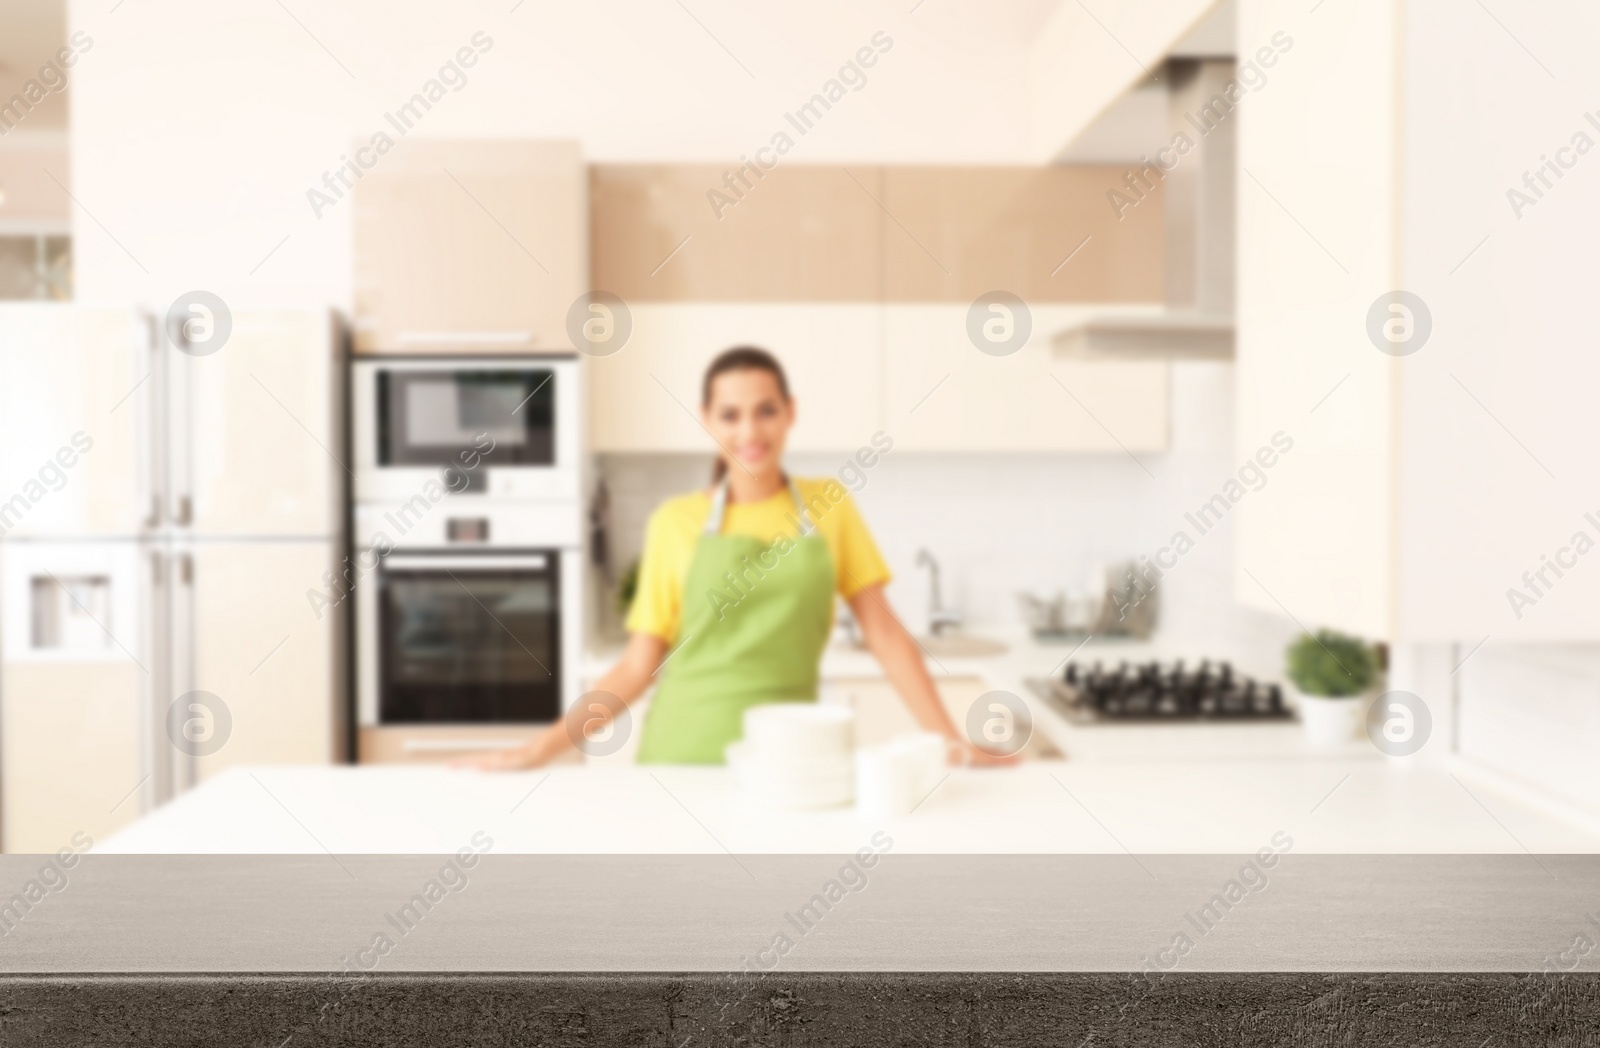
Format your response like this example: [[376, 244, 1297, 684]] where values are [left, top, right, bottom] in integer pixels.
[[376, 552, 562, 724], [352, 356, 581, 503], [353, 503, 584, 762]]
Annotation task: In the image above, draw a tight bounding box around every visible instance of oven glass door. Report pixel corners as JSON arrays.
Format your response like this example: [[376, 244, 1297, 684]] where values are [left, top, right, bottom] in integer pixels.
[[377, 369, 555, 467], [378, 553, 560, 723]]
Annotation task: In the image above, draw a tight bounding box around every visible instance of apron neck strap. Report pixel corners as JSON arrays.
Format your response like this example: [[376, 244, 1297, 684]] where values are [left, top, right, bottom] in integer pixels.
[[705, 476, 815, 536]]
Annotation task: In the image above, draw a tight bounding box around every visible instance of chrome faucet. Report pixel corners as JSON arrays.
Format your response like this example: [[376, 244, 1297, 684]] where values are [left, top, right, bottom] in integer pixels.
[[915, 548, 963, 636]]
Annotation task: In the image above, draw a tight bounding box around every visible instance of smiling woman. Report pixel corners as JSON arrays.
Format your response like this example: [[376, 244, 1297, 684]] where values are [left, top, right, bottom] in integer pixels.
[[463, 346, 1016, 771]]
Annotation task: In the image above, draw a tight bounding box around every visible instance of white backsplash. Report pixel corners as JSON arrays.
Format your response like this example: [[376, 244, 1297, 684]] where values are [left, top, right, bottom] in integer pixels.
[[595, 362, 1300, 680]]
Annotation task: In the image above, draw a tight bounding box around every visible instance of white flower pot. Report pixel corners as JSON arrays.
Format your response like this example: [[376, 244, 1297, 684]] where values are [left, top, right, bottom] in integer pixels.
[[1294, 689, 1368, 747]]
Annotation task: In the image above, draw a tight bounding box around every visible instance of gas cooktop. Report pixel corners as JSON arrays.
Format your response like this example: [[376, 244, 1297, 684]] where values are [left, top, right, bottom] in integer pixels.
[[1026, 659, 1294, 724]]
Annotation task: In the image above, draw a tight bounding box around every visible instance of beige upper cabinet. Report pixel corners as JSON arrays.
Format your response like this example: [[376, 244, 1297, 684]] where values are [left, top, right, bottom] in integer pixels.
[[589, 164, 1164, 305], [353, 140, 586, 354], [591, 165, 884, 302], [879, 166, 1165, 303], [586, 163, 1170, 455]]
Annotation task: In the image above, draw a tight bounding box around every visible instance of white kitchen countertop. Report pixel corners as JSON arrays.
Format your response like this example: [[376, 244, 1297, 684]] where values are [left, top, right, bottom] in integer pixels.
[[592, 624, 1350, 761], [591, 627, 1380, 764], [104, 758, 1600, 855]]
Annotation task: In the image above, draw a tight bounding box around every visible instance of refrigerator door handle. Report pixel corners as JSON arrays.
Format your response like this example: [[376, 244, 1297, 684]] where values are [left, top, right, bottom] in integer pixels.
[[134, 313, 163, 535], [142, 545, 173, 807], [170, 548, 196, 793]]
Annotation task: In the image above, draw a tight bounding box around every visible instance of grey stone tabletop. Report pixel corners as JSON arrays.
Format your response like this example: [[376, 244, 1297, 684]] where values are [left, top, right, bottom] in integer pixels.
[[2, 852, 1598, 1045]]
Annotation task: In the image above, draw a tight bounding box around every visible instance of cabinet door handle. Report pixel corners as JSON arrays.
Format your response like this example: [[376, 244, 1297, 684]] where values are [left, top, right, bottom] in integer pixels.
[[179, 552, 193, 586], [174, 495, 192, 527], [143, 495, 161, 530], [152, 551, 164, 585]]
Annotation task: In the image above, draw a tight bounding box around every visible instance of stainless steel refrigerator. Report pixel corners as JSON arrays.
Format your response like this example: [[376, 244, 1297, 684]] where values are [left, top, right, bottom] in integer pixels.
[[0, 303, 346, 853]]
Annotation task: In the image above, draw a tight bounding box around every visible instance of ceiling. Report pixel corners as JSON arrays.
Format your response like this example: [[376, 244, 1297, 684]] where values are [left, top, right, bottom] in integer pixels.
[[1054, 0, 1236, 163]]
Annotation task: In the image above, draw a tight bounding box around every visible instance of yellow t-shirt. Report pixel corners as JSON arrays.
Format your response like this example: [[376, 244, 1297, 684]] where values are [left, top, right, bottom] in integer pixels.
[[626, 478, 891, 642]]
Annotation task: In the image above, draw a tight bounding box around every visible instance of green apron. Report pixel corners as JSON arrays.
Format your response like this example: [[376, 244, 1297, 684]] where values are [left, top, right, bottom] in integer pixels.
[[636, 478, 836, 764]]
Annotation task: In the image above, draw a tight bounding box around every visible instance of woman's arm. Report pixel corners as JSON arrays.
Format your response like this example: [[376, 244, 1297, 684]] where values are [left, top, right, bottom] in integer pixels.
[[458, 631, 669, 770], [847, 584, 1018, 766]]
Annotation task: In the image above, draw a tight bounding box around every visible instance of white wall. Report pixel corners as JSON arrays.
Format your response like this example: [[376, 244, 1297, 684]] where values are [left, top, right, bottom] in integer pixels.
[[66, 0, 1055, 308], [600, 361, 1300, 679]]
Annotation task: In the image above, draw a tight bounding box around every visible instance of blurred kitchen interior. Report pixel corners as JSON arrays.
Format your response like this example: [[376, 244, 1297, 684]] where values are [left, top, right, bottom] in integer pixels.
[[1, 0, 1597, 854]]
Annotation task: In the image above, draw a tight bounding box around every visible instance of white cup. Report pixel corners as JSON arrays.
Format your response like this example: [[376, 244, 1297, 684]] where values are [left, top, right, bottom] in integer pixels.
[[896, 732, 948, 797], [855, 744, 918, 819], [855, 732, 948, 818]]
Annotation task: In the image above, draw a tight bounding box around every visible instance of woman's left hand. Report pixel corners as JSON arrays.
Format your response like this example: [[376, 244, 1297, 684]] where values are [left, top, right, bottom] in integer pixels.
[[946, 738, 1025, 767]]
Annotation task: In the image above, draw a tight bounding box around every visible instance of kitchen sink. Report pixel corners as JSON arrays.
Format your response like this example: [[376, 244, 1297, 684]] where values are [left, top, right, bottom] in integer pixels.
[[914, 633, 1009, 658]]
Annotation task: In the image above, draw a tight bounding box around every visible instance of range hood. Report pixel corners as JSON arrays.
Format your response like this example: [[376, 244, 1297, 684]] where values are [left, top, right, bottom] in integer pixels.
[[1055, 59, 1236, 360]]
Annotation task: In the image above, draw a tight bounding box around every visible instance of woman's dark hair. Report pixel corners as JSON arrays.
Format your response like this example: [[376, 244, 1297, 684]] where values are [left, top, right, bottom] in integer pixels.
[[702, 346, 790, 482]]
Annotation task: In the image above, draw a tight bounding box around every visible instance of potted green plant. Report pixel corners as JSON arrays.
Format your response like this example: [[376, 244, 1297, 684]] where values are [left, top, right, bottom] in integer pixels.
[[1285, 630, 1380, 745]]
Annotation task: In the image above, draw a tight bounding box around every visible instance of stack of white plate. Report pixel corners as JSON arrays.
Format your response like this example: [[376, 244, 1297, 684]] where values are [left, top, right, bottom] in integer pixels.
[[726, 703, 855, 810]]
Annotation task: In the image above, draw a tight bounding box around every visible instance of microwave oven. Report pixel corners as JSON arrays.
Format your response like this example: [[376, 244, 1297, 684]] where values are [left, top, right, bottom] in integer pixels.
[[351, 356, 581, 504]]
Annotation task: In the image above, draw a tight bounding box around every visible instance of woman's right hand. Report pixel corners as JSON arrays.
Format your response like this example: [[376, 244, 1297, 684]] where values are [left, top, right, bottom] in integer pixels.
[[451, 737, 546, 771], [452, 632, 664, 772]]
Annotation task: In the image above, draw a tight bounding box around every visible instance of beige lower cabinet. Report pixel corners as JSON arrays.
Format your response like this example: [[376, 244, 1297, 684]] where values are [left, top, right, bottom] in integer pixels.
[[0, 661, 145, 853], [588, 302, 885, 453], [828, 675, 985, 746], [830, 675, 1058, 758], [184, 541, 343, 783], [567, 676, 1053, 767]]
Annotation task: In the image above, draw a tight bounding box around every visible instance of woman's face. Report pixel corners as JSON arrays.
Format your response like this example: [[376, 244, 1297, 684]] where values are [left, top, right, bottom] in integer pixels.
[[702, 368, 794, 480]]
